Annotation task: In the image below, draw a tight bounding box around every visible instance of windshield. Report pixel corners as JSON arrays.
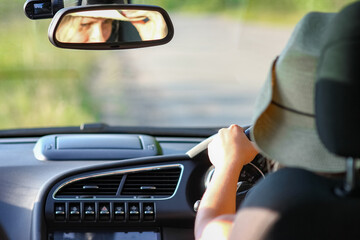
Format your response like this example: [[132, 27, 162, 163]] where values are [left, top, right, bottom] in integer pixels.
[[0, 0, 354, 129]]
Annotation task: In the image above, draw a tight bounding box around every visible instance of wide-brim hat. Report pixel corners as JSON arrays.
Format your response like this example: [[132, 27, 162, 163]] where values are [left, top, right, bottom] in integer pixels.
[[251, 12, 346, 173]]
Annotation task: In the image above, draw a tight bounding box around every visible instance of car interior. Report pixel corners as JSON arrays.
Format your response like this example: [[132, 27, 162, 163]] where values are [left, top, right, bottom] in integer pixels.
[[0, 0, 358, 240]]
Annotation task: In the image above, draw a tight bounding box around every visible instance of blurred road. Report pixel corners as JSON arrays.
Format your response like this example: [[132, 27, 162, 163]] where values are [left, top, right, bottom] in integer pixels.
[[91, 14, 293, 127]]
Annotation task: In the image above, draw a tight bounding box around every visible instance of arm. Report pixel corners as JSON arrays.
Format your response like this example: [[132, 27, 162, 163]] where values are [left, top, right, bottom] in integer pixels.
[[229, 208, 279, 240], [194, 124, 258, 240]]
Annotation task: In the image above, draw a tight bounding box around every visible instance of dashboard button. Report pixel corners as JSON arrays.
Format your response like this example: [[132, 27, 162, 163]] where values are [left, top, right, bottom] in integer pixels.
[[54, 203, 65, 221], [99, 203, 110, 221], [114, 203, 125, 221], [143, 203, 155, 221], [69, 203, 80, 221], [84, 203, 95, 221], [128, 203, 140, 221]]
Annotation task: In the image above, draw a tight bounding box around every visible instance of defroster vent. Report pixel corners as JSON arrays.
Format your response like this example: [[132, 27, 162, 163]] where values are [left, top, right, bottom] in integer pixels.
[[121, 167, 181, 197]]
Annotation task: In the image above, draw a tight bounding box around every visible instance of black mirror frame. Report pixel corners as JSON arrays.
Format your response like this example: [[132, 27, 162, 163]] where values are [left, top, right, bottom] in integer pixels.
[[48, 4, 174, 50]]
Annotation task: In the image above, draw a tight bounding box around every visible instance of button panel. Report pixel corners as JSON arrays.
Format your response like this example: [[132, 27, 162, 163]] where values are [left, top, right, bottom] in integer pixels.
[[54, 202, 155, 223]]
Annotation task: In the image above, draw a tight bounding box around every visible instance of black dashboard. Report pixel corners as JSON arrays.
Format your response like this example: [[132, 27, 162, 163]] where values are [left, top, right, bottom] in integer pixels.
[[0, 129, 265, 240]]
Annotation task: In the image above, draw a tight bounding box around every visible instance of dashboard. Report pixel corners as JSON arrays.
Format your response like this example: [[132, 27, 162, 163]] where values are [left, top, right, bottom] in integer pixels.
[[0, 130, 266, 240]]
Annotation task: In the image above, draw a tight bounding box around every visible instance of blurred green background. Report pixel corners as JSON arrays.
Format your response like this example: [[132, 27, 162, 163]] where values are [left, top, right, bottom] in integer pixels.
[[147, 0, 354, 23], [0, 0, 101, 128], [0, 0, 355, 129]]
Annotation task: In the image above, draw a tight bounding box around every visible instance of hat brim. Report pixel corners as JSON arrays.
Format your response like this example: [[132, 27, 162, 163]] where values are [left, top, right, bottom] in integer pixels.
[[71, 10, 130, 21], [252, 60, 346, 173]]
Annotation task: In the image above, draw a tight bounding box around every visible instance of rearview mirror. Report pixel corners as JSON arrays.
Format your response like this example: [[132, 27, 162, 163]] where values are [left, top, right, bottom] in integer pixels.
[[48, 5, 174, 50]]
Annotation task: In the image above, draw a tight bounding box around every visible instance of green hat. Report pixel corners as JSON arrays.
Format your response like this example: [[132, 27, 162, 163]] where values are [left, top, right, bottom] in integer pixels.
[[252, 12, 346, 173]]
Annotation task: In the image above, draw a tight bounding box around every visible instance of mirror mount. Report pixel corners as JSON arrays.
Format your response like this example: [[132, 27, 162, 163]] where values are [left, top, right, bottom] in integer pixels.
[[24, 0, 133, 20], [48, 4, 174, 50], [24, 0, 64, 20]]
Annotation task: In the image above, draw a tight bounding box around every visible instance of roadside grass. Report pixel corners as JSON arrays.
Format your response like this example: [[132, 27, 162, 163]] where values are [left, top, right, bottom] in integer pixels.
[[0, 18, 101, 129]]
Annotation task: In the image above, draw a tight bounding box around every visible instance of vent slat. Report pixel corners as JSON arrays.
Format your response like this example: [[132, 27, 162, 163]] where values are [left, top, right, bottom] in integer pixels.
[[124, 185, 177, 187], [60, 192, 117, 195], [126, 178, 179, 180], [63, 187, 119, 190], [125, 182, 178, 184], [121, 167, 181, 197], [122, 189, 176, 192]]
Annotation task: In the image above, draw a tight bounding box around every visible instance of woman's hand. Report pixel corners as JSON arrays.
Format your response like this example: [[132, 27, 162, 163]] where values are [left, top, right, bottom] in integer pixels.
[[195, 125, 258, 240], [208, 124, 258, 174]]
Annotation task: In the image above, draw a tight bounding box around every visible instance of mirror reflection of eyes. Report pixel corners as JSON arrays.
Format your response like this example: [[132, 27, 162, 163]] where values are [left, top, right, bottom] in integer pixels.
[[79, 18, 112, 30], [80, 18, 103, 27], [54, 9, 170, 44]]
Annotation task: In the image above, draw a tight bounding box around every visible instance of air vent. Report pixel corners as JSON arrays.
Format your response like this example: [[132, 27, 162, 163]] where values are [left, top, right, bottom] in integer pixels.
[[121, 167, 181, 197], [55, 174, 123, 198]]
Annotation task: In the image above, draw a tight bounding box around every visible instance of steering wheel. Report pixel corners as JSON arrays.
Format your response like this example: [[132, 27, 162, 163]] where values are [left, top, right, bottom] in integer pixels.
[[187, 127, 267, 210]]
